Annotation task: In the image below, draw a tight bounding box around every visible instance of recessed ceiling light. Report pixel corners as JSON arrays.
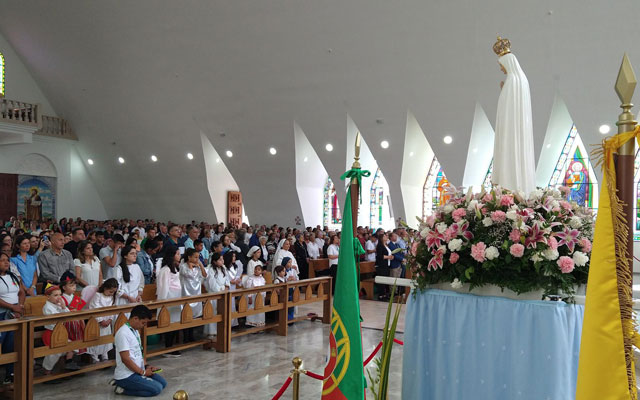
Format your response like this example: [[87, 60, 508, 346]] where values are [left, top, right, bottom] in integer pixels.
[[87, 159, 94, 165], [118, 157, 125, 164], [409, 152, 414, 157], [303, 157, 308, 162], [150, 155, 158, 162], [187, 153, 194, 160], [325, 143, 334, 152], [443, 136, 453, 144], [380, 140, 389, 149], [599, 124, 611, 134], [226, 150, 233, 158], [546, 143, 551, 148], [215, 158, 220, 163], [269, 147, 277, 155], [472, 148, 478, 153]]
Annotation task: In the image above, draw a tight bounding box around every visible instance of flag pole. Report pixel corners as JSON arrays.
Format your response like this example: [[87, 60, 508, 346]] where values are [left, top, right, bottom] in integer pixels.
[[350, 132, 362, 235], [613, 53, 637, 395]]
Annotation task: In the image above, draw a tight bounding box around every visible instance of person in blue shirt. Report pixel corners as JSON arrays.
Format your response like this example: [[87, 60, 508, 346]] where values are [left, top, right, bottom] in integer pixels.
[[136, 239, 158, 284], [387, 233, 405, 279], [10, 235, 37, 296], [193, 239, 209, 267]]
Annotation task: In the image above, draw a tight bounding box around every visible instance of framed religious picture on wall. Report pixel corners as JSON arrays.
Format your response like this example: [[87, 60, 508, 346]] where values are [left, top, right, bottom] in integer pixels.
[[17, 175, 56, 220]]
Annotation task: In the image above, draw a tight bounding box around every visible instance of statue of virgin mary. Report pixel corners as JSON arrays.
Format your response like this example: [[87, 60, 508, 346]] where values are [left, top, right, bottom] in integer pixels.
[[492, 37, 537, 195]]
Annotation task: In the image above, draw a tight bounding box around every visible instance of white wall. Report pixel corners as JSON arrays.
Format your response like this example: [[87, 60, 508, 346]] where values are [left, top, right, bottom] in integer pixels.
[[0, 32, 57, 116], [0, 136, 107, 219], [536, 96, 575, 187], [294, 122, 328, 227], [463, 104, 495, 191], [401, 112, 435, 228]]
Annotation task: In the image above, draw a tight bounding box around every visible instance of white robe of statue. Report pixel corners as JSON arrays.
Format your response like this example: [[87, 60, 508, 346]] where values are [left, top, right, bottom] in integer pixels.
[[493, 53, 536, 195]]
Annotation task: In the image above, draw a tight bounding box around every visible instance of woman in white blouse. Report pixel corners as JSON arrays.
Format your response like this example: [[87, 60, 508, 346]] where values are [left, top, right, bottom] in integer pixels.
[[306, 233, 320, 260], [74, 240, 102, 289], [327, 235, 340, 281], [114, 245, 144, 306], [156, 246, 183, 356]]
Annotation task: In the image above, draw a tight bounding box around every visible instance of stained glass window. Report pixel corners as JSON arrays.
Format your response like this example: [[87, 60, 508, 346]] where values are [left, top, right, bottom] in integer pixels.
[[548, 125, 598, 210], [422, 157, 451, 219], [323, 177, 341, 228], [482, 160, 493, 191], [370, 168, 385, 228], [0, 52, 4, 97]]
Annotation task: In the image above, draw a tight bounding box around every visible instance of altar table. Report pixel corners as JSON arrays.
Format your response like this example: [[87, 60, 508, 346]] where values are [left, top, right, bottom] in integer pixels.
[[401, 289, 584, 400]]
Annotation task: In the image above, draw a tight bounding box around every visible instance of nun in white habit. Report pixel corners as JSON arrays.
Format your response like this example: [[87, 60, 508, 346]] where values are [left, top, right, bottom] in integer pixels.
[[271, 239, 298, 273]]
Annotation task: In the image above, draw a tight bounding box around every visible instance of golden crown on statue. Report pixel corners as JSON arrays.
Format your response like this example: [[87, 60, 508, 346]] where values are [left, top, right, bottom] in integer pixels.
[[493, 36, 511, 57]]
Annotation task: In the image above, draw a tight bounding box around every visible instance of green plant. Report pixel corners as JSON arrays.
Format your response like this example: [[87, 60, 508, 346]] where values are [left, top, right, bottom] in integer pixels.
[[367, 283, 403, 400]]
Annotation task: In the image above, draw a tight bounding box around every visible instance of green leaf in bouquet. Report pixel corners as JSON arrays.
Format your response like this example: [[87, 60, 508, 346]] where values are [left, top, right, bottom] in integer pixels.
[[465, 267, 474, 280], [505, 255, 512, 263]]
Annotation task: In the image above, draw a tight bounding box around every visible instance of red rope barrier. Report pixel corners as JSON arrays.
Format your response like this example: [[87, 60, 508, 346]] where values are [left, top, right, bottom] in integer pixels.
[[363, 341, 383, 366], [304, 369, 328, 380], [302, 338, 405, 381], [271, 376, 292, 400]]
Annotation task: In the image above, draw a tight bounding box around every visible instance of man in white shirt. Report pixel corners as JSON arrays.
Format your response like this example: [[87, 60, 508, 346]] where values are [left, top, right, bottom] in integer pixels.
[[365, 235, 377, 262], [112, 305, 166, 397]]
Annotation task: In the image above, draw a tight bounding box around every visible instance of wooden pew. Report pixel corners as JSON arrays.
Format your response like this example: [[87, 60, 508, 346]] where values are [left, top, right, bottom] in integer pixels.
[[359, 261, 376, 300], [309, 258, 330, 278]]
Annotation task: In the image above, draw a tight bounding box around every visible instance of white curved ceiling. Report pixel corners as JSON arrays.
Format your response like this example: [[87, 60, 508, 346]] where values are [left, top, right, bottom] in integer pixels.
[[0, 0, 637, 224]]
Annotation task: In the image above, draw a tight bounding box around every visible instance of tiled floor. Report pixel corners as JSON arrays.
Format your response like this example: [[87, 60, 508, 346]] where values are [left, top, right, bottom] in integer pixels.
[[33, 299, 405, 400]]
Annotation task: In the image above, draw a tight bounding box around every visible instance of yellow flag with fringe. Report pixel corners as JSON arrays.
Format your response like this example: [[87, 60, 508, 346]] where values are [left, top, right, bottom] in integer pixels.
[[576, 128, 639, 400]]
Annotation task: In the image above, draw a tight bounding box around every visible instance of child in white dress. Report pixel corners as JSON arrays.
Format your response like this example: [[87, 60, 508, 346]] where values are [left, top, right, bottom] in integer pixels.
[[223, 251, 240, 327], [42, 285, 80, 373], [156, 246, 183, 355], [203, 253, 228, 338], [87, 278, 118, 362], [114, 245, 144, 307], [245, 264, 266, 327]]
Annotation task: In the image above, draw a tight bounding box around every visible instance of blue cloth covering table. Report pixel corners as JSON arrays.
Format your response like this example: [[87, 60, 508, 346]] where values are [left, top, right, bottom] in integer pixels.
[[402, 289, 584, 400]]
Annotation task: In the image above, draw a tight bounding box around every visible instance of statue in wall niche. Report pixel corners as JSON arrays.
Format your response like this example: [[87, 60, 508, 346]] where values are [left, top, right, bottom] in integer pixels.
[[24, 187, 42, 221]]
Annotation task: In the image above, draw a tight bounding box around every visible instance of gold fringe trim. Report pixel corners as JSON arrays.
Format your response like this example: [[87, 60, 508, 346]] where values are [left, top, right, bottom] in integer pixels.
[[594, 132, 638, 400]]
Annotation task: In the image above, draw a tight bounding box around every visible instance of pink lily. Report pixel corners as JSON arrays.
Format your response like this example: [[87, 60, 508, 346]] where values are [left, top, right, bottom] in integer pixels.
[[427, 248, 444, 271], [556, 227, 580, 253], [456, 220, 474, 241], [525, 223, 545, 249], [425, 230, 444, 250]]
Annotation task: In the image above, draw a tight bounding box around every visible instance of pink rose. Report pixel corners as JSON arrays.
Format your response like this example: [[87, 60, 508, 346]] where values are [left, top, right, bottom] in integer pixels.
[[558, 186, 571, 195], [483, 193, 493, 203], [471, 242, 487, 262], [557, 256, 575, 273], [452, 208, 467, 222], [491, 210, 506, 223], [509, 229, 521, 243], [510, 243, 525, 258], [579, 238, 592, 253], [449, 252, 460, 264], [444, 227, 457, 241], [500, 195, 514, 207], [547, 236, 558, 250], [552, 207, 561, 213], [560, 201, 572, 211]]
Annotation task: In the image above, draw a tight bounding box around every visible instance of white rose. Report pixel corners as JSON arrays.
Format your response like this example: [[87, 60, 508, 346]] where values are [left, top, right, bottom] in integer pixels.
[[572, 251, 589, 267], [485, 246, 499, 260], [448, 238, 463, 252], [542, 248, 559, 261], [450, 278, 463, 289], [467, 200, 478, 212], [443, 204, 455, 214], [569, 216, 582, 229], [552, 189, 562, 198], [482, 217, 493, 227], [550, 200, 560, 209], [420, 228, 430, 238], [436, 222, 448, 234], [506, 210, 518, 221], [531, 253, 542, 263]]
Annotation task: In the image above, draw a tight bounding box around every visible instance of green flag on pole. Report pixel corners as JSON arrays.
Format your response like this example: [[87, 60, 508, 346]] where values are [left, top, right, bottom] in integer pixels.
[[321, 182, 365, 400]]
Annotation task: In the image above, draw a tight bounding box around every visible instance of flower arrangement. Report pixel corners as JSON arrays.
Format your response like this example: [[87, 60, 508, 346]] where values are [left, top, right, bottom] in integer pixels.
[[409, 186, 594, 299]]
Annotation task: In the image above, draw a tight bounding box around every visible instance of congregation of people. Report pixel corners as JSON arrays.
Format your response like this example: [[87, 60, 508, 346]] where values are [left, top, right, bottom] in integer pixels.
[[0, 215, 413, 396]]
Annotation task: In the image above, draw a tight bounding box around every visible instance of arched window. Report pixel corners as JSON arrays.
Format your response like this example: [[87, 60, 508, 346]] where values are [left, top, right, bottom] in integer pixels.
[[323, 177, 341, 228], [422, 157, 451, 219], [548, 125, 598, 210], [482, 160, 493, 191], [0, 51, 5, 97]]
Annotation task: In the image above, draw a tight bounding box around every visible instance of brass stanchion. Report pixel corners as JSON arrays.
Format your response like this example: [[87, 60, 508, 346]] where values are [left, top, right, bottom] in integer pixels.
[[291, 357, 303, 400], [173, 389, 189, 400]]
